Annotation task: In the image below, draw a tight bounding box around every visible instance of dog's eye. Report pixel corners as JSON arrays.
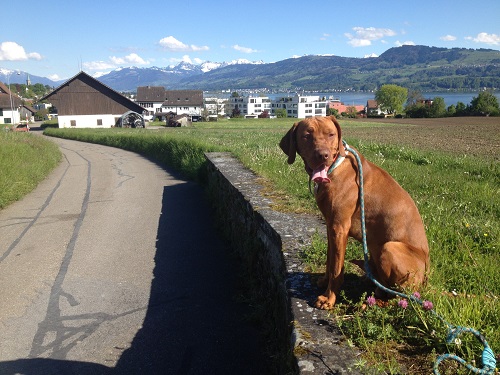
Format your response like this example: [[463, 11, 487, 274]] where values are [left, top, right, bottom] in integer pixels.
[[302, 134, 311, 140], [329, 133, 336, 138]]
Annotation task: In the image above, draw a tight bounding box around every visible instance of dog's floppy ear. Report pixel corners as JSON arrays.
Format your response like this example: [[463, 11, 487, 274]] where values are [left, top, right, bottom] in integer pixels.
[[330, 116, 346, 157], [279, 122, 299, 164]]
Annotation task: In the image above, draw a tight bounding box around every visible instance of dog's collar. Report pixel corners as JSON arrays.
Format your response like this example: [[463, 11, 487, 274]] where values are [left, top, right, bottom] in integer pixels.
[[327, 141, 349, 175]]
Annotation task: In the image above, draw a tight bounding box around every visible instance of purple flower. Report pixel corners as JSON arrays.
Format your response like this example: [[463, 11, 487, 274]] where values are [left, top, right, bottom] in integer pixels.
[[413, 292, 421, 299], [398, 299, 408, 309], [366, 296, 376, 307], [422, 300, 434, 310]]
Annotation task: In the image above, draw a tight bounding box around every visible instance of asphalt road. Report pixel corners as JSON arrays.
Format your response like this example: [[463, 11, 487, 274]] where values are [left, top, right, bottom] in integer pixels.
[[0, 135, 269, 374]]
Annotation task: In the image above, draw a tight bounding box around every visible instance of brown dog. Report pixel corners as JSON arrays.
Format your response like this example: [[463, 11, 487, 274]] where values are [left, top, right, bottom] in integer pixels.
[[280, 116, 429, 309]]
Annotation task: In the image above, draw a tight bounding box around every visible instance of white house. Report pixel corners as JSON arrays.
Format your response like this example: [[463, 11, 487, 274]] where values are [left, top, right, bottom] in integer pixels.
[[136, 86, 166, 120], [161, 90, 203, 117], [0, 82, 21, 125]]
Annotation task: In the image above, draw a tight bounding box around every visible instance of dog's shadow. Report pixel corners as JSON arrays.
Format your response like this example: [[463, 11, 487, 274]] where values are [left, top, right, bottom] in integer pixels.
[[289, 261, 376, 308]]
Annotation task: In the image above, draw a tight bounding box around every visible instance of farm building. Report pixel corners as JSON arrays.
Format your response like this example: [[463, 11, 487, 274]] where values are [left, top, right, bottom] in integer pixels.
[[40, 71, 146, 128], [136, 87, 203, 121], [0, 82, 22, 125]]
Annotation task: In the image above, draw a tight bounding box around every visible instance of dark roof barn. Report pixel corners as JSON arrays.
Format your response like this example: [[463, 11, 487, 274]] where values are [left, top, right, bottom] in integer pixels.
[[136, 86, 166, 102], [0, 82, 22, 109], [41, 71, 145, 116], [163, 90, 203, 107]]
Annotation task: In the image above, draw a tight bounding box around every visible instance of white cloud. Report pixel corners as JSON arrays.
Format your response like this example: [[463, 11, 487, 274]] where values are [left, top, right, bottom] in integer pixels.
[[159, 36, 209, 52], [48, 74, 60, 81], [232, 44, 258, 53], [347, 38, 372, 47], [440, 35, 457, 41], [395, 40, 416, 47], [0, 41, 42, 61], [82, 60, 116, 71], [83, 52, 150, 74], [465, 32, 500, 45], [345, 27, 396, 47], [110, 53, 149, 65]]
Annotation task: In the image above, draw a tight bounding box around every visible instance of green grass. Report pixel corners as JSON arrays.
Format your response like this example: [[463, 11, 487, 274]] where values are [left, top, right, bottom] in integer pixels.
[[33, 118, 500, 372], [0, 131, 61, 209]]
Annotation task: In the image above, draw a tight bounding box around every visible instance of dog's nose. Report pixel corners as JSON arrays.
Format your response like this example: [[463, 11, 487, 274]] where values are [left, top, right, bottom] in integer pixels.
[[316, 149, 330, 161]]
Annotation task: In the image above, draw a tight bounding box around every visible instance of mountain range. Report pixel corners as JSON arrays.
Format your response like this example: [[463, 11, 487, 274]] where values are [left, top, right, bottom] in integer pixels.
[[2, 45, 500, 93]]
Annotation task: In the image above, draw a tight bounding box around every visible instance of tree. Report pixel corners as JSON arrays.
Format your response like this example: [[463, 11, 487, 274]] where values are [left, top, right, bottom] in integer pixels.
[[405, 103, 428, 118], [470, 91, 500, 116], [275, 108, 287, 118], [231, 107, 241, 118], [326, 108, 339, 117], [344, 106, 358, 118], [375, 84, 408, 115], [455, 101, 468, 116], [446, 104, 456, 117], [407, 89, 424, 107], [429, 97, 446, 118]]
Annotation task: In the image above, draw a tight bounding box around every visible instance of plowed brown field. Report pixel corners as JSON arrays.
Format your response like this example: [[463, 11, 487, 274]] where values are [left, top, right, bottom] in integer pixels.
[[342, 117, 499, 161]]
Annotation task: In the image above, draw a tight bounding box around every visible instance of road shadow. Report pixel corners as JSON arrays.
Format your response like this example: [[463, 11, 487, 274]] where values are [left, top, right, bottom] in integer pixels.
[[113, 180, 270, 374], [0, 179, 270, 374]]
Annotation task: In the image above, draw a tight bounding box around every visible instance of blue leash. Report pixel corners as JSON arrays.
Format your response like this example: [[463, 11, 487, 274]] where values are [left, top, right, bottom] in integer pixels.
[[338, 141, 497, 375]]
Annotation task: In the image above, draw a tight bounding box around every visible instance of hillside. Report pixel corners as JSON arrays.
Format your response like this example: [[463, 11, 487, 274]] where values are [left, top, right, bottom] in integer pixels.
[[167, 45, 499, 92]]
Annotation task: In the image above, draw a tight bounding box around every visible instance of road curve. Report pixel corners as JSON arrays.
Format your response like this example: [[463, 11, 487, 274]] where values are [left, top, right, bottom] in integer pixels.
[[0, 136, 269, 374]]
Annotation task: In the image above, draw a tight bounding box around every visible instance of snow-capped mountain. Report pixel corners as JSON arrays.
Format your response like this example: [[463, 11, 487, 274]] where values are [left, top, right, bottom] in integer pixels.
[[92, 59, 265, 91]]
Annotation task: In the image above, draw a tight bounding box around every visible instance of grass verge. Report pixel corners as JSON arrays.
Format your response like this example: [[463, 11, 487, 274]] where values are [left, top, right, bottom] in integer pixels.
[[0, 131, 61, 209]]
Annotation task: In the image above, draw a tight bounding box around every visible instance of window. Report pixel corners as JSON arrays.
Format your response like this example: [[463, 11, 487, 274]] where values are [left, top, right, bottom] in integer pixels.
[[97, 119, 103, 126], [71, 120, 76, 127], [4, 118, 11, 124], [0, 109, 3, 116]]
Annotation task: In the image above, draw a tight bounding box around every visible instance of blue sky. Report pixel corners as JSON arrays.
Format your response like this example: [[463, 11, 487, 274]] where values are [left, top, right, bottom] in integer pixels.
[[1, 0, 499, 82]]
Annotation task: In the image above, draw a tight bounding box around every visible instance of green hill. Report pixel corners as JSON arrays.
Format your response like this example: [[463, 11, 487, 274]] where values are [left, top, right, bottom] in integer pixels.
[[178, 45, 500, 92]]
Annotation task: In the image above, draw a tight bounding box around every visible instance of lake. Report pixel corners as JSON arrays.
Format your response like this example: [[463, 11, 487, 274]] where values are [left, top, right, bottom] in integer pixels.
[[210, 91, 500, 107]]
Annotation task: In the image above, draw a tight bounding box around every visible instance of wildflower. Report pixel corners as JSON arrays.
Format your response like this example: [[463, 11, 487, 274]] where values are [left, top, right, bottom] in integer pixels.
[[422, 300, 434, 310], [398, 299, 408, 309], [413, 292, 421, 299], [366, 296, 376, 307]]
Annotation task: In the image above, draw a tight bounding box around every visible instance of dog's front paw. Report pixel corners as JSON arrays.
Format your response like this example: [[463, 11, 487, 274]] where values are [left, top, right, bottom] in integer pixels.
[[314, 294, 336, 310]]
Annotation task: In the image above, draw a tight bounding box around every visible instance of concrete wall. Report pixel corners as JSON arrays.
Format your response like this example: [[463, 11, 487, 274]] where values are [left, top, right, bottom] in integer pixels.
[[204, 152, 361, 375]]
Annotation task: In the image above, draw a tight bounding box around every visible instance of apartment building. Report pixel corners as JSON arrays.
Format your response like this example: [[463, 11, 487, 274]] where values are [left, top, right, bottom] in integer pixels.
[[272, 94, 328, 118], [228, 95, 272, 117], [228, 94, 328, 118]]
